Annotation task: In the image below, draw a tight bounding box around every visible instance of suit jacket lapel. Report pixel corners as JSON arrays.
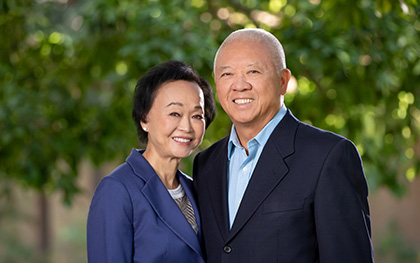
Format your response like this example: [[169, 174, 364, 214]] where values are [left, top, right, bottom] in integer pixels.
[[179, 172, 203, 241], [127, 149, 203, 258], [203, 137, 230, 239], [227, 110, 299, 240]]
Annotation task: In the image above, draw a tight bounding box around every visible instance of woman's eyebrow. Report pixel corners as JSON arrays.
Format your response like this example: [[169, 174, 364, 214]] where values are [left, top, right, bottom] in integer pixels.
[[166, 102, 183, 107]]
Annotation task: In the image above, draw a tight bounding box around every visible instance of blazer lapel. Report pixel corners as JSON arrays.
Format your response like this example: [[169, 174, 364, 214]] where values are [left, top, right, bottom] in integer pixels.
[[203, 137, 230, 239], [127, 149, 203, 258], [179, 172, 203, 242], [142, 175, 203, 258], [227, 110, 299, 240]]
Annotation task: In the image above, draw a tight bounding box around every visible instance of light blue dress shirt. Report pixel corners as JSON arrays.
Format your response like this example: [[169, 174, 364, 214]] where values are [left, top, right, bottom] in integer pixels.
[[227, 104, 287, 229]]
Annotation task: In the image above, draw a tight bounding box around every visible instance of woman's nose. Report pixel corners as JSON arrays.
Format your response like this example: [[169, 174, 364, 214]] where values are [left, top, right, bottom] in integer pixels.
[[178, 116, 193, 132]]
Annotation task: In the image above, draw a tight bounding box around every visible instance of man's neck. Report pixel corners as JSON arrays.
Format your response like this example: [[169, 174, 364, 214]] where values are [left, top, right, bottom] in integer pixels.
[[232, 104, 285, 153], [234, 125, 261, 154]]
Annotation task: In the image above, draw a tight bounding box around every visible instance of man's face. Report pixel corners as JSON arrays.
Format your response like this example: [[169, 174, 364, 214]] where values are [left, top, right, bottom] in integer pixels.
[[214, 40, 289, 134]]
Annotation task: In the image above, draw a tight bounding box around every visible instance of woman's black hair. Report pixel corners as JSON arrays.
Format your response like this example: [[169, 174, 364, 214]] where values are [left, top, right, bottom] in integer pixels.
[[132, 60, 216, 142]]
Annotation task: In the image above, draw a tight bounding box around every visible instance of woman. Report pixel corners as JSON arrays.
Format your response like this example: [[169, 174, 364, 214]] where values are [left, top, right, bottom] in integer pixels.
[[87, 60, 216, 263]]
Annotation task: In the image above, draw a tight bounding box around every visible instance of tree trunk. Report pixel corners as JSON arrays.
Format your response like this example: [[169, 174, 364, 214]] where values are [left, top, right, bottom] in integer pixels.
[[39, 191, 50, 261]]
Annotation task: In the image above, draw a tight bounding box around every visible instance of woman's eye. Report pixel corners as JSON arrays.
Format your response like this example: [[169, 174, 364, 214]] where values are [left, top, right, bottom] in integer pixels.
[[193, 114, 204, 120], [170, 112, 180, 117]]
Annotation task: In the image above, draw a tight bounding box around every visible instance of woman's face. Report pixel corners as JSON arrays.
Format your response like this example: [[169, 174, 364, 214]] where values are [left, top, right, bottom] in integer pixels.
[[142, 80, 206, 160]]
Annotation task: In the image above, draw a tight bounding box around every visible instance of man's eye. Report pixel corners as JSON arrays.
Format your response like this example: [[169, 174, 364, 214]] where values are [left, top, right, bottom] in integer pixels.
[[221, 72, 232, 77]]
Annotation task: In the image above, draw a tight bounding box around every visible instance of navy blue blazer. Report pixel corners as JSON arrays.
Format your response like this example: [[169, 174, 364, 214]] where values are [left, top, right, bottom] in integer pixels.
[[193, 110, 374, 263], [87, 149, 204, 263]]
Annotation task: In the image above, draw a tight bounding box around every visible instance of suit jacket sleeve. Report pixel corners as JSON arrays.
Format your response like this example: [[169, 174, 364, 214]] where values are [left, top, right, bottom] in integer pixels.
[[87, 177, 133, 263], [314, 138, 373, 262]]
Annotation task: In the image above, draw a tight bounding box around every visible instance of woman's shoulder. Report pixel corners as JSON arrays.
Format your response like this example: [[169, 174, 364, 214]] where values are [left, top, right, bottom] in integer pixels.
[[97, 161, 146, 192]]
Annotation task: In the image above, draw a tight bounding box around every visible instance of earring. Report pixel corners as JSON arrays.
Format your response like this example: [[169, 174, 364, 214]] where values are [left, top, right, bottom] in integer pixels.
[[143, 126, 148, 132]]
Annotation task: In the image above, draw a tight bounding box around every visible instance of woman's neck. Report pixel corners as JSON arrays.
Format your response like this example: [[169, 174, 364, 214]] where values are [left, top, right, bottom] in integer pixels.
[[142, 149, 180, 189]]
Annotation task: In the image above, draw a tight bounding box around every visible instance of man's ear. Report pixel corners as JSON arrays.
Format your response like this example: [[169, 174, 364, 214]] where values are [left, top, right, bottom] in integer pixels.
[[280, 69, 291, 95]]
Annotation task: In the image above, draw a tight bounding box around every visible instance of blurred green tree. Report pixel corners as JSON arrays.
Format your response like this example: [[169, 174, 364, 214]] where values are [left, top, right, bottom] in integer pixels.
[[1, 0, 419, 255]]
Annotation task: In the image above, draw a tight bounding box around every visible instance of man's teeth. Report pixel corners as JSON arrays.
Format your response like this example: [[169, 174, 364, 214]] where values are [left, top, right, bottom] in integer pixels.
[[234, 99, 253, 104], [173, 137, 192, 143]]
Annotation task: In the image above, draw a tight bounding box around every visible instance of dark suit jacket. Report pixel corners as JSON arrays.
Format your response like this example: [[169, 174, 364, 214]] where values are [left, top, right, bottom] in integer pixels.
[[193, 110, 374, 263], [87, 149, 204, 263]]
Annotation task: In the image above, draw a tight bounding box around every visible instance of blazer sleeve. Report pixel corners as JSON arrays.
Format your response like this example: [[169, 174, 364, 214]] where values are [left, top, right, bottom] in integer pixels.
[[314, 138, 374, 263], [87, 176, 133, 263]]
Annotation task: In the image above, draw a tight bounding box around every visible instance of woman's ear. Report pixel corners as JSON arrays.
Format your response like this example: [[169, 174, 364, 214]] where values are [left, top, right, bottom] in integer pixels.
[[140, 121, 148, 132]]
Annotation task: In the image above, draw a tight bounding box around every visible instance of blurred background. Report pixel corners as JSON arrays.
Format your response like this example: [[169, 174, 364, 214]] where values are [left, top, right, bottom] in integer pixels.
[[1, 0, 419, 262]]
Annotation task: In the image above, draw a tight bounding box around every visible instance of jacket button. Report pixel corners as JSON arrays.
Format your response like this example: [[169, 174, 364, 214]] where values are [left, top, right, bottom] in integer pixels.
[[223, 245, 232, 254]]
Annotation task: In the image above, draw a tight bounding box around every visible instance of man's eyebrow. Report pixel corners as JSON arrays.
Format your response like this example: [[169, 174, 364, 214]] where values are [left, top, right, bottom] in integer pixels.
[[246, 62, 261, 67], [218, 63, 261, 71], [218, 65, 232, 72]]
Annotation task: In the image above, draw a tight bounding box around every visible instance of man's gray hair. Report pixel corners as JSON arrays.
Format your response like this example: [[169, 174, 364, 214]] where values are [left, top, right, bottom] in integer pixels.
[[214, 28, 287, 73]]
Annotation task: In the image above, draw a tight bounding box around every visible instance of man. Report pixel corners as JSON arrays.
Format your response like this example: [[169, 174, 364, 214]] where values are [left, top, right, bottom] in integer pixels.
[[193, 28, 374, 263]]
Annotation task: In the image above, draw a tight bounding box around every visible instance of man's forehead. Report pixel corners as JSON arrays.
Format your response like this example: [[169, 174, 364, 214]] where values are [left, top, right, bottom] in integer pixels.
[[217, 62, 264, 71]]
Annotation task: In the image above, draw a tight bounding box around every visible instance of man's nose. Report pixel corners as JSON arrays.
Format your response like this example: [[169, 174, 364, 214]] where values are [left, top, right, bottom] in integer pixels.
[[231, 74, 251, 91]]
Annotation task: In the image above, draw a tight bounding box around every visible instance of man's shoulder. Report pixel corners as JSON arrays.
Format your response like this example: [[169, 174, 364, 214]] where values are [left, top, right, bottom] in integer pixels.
[[293, 121, 360, 158], [196, 136, 229, 161], [298, 121, 344, 140], [277, 110, 345, 143]]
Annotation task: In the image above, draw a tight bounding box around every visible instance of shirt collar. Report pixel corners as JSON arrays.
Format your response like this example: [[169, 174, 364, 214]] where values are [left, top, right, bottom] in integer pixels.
[[228, 104, 287, 160]]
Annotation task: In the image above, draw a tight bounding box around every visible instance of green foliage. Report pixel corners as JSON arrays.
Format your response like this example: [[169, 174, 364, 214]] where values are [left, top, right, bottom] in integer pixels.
[[375, 222, 419, 263], [1, 0, 419, 202]]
